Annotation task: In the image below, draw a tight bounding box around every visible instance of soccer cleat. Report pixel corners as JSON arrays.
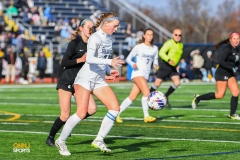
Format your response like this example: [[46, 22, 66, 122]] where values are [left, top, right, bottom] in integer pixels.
[[192, 94, 200, 109], [55, 138, 71, 156], [46, 136, 55, 146], [165, 98, 171, 108], [144, 116, 156, 123], [116, 116, 123, 123], [229, 114, 240, 120], [91, 140, 111, 153]]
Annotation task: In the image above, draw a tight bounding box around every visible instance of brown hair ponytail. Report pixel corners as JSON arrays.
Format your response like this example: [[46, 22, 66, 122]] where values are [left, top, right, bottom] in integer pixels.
[[95, 12, 118, 29]]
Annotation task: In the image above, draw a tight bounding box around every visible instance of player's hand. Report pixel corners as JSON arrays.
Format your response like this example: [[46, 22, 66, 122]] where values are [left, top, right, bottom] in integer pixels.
[[111, 56, 125, 69], [105, 75, 115, 81], [169, 60, 174, 66], [153, 64, 159, 70], [76, 54, 86, 63], [132, 63, 138, 69], [109, 70, 120, 82]]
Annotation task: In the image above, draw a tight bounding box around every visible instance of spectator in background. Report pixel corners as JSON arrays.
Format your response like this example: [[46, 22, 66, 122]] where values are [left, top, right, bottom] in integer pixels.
[[51, 47, 61, 83], [15, 0, 29, 11], [125, 23, 132, 36], [22, 7, 32, 24], [60, 19, 74, 40], [27, 0, 34, 8], [37, 51, 47, 83], [6, 0, 18, 16], [125, 33, 136, 52], [30, 6, 41, 25], [178, 58, 189, 83], [136, 28, 144, 43], [11, 33, 17, 46], [5, 45, 17, 83], [15, 34, 23, 56], [190, 49, 204, 80], [186, 59, 194, 80], [38, 6, 47, 26], [20, 52, 29, 81], [204, 51, 216, 82], [0, 48, 3, 82], [69, 18, 78, 30], [90, 12, 99, 25], [44, 6, 55, 26], [0, 1, 5, 12]]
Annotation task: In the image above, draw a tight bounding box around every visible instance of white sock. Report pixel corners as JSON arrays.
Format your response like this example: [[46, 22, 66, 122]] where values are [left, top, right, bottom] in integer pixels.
[[142, 96, 149, 118], [95, 110, 119, 141], [119, 97, 132, 115], [151, 84, 157, 89], [59, 113, 81, 141]]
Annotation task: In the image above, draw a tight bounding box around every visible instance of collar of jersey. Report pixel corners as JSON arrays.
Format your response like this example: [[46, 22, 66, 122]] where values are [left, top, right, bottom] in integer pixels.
[[99, 29, 108, 36]]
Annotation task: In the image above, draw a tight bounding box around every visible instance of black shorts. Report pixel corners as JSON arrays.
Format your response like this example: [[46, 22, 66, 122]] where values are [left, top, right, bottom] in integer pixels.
[[156, 61, 179, 79], [215, 71, 234, 81], [56, 83, 75, 94]]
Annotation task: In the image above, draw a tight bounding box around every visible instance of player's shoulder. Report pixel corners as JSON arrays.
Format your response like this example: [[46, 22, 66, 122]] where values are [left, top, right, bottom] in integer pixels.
[[89, 32, 101, 43], [152, 45, 158, 50]]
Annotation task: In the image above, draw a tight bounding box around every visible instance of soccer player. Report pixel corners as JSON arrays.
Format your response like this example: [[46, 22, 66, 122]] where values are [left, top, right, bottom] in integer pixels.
[[46, 18, 96, 146], [55, 12, 125, 156], [116, 28, 159, 123], [149, 29, 184, 107], [192, 32, 240, 120]]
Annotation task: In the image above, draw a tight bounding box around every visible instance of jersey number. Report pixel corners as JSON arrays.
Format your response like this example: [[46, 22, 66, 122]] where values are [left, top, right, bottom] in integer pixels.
[[146, 59, 150, 64]]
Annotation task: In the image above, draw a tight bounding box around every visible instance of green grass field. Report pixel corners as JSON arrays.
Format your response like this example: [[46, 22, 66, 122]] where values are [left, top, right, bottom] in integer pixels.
[[1, 82, 240, 160]]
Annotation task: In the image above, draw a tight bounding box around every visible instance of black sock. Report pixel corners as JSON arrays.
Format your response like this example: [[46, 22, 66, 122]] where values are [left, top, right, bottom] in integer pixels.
[[230, 96, 238, 115], [196, 92, 215, 103], [49, 117, 65, 138], [83, 112, 92, 119], [150, 87, 155, 93], [165, 85, 176, 97]]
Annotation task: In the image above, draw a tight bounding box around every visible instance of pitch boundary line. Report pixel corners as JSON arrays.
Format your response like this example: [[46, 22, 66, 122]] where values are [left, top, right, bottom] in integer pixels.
[[0, 130, 240, 144], [1, 113, 239, 125]]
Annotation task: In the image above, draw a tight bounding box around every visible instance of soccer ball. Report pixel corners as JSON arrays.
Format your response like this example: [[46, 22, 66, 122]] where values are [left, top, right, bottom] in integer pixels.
[[147, 91, 167, 110]]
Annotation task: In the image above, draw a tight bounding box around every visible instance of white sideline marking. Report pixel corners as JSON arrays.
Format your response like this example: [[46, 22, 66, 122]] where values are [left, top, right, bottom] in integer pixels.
[[0, 130, 239, 144], [1, 114, 240, 125], [1, 122, 28, 125], [0, 81, 230, 89], [0, 101, 234, 109]]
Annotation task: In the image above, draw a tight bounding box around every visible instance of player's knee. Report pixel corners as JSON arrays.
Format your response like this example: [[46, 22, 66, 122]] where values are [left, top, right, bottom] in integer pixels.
[[60, 114, 70, 121], [232, 89, 239, 97], [76, 112, 87, 119], [215, 93, 225, 99], [88, 107, 97, 115], [109, 105, 120, 112]]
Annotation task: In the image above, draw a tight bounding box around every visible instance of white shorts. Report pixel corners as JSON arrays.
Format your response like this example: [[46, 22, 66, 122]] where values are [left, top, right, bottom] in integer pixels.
[[74, 76, 108, 91], [131, 70, 149, 80]]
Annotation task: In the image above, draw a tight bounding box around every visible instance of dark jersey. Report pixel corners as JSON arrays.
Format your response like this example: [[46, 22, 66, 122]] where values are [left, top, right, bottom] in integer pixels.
[[58, 36, 87, 85], [216, 44, 239, 77]]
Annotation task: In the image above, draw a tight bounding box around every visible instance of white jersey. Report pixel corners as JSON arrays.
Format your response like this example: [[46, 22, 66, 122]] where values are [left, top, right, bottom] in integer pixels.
[[126, 43, 158, 80], [75, 29, 112, 83]]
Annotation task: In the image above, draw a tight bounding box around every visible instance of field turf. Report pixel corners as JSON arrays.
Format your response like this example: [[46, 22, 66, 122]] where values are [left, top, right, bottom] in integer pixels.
[[0, 82, 240, 160]]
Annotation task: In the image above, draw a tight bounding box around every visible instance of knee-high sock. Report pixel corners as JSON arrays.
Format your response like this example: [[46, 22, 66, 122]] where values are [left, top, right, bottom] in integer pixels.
[[230, 96, 238, 115], [165, 84, 177, 97], [49, 117, 65, 138], [59, 113, 81, 141], [142, 96, 149, 118], [196, 92, 215, 103], [150, 84, 157, 93], [95, 110, 119, 141], [119, 97, 132, 115]]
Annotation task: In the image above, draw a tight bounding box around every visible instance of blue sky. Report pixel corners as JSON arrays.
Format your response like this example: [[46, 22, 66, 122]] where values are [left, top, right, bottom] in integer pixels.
[[127, 0, 240, 13]]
